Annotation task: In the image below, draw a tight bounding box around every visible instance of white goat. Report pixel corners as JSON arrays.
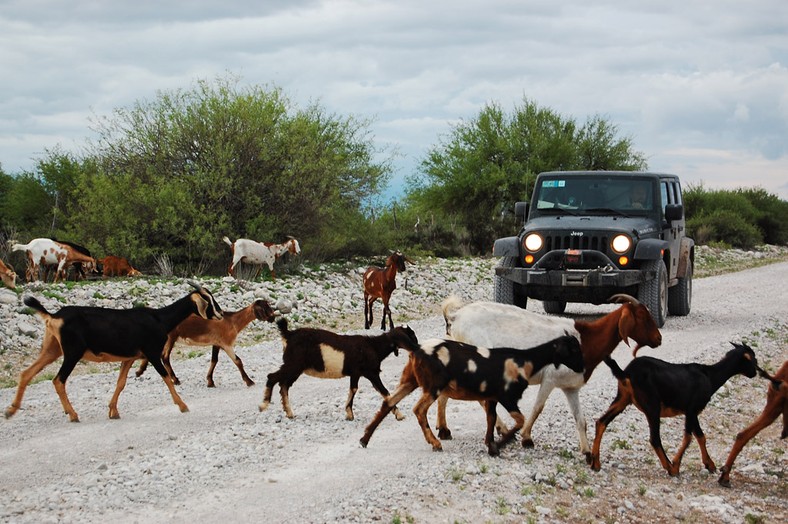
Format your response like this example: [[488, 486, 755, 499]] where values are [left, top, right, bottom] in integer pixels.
[[222, 236, 301, 280], [439, 294, 662, 460]]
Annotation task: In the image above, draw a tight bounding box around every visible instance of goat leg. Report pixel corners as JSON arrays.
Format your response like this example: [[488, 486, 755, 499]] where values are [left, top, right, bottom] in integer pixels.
[[360, 382, 416, 447], [413, 392, 442, 451], [495, 411, 526, 454], [5, 340, 61, 419], [435, 394, 453, 440], [718, 398, 783, 486], [108, 360, 135, 419], [345, 384, 358, 421]]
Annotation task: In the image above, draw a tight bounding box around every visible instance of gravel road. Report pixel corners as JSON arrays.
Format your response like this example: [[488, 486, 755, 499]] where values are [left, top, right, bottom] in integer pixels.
[[1, 261, 786, 524]]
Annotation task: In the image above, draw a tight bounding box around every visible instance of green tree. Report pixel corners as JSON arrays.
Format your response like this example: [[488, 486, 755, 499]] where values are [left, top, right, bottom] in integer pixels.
[[1, 173, 53, 236], [73, 74, 390, 270], [405, 98, 646, 253]]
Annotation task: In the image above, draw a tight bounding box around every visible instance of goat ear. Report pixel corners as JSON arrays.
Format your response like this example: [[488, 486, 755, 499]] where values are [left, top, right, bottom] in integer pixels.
[[618, 307, 635, 348], [193, 295, 209, 319]]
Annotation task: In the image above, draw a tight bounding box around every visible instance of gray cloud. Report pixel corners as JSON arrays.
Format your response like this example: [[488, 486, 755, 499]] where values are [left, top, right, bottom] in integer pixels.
[[1, 0, 786, 199]]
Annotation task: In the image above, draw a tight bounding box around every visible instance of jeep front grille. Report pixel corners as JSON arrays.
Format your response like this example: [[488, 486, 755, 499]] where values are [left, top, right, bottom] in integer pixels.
[[545, 234, 609, 252]]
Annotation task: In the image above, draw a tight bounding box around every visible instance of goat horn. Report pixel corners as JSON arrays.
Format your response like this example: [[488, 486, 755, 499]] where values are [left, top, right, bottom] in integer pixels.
[[187, 279, 203, 291], [608, 293, 640, 305]]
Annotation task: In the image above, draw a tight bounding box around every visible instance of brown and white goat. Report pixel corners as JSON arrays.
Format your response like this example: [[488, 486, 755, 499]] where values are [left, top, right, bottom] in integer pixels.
[[0, 259, 16, 289], [259, 318, 418, 421], [359, 335, 585, 456], [223, 236, 301, 280], [48, 240, 98, 281], [136, 299, 278, 387], [438, 293, 662, 460], [363, 250, 413, 330], [12, 238, 68, 282], [718, 359, 788, 486], [11, 238, 96, 283], [590, 342, 759, 476], [100, 255, 142, 277], [4, 282, 223, 422]]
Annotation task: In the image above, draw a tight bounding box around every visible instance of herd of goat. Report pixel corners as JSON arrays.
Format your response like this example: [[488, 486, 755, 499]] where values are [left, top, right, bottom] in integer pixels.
[[1, 242, 786, 490]]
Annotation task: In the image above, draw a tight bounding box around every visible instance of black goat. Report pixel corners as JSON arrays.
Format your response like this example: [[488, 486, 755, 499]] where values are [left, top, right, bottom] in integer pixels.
[[259, 318, 418, 421], [590, 342, 759, 476], [360, 334, 585, 456], [4, 282, 223, 422]]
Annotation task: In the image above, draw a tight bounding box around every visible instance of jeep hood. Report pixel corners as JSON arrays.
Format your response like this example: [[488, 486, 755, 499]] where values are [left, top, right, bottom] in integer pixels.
[[524, 215, 661, 237]]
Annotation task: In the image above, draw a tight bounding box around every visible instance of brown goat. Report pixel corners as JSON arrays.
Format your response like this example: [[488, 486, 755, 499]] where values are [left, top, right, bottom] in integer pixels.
[[363, 251, 413, 330], [718, 360, 788, 486], [136, 299, 278, 387], [0, 259, 16, 289], [100, 255, 142, 277]]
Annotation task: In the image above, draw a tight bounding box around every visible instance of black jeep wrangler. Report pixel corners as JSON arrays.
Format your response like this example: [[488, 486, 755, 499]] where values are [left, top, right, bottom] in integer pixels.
[[493, 171, 694, 327]]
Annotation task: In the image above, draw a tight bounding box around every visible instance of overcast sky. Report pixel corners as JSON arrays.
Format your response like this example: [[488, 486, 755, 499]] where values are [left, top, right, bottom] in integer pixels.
[[1, 0, 787, 200]]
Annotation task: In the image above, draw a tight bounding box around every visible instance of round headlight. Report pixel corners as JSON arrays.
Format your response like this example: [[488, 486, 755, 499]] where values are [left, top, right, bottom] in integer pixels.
[[524, 233, 543, 252], [611, 234, 631, 254]]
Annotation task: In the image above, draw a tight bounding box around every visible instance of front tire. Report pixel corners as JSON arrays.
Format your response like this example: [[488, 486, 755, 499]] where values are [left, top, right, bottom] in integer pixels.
[[494, 256, 527, 308], [668, 259, 692, 316], [542, 300, 567, 314], [638, 259, 668, 327]]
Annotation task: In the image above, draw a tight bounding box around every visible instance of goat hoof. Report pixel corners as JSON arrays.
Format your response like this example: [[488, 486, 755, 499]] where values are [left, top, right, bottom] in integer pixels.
[[345, 414, 355, 421], [521, 438, 535, 448], [488, 445, 500, 457], [437, 428, 453, 440], [584, 452, 593, 465], [245, 380, 255, 387], [359, 438, 369, 448], [431, 445, 443, 452]]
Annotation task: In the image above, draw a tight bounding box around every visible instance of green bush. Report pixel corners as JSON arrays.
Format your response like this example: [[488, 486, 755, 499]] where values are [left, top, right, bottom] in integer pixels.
[[687, 209, 763, 249]]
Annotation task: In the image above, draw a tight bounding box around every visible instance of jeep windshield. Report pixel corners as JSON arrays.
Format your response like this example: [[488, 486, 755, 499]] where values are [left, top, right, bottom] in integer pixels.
[[531, 175, 656, 217]]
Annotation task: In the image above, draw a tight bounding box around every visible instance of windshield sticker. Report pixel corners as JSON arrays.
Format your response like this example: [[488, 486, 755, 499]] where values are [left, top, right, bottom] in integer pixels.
[[542, 180, 566, 188]]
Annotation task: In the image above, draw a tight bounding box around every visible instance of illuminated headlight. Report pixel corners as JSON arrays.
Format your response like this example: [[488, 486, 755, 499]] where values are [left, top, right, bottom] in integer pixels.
[[611, 234, 632, 254], [523, 233, 543, 252]]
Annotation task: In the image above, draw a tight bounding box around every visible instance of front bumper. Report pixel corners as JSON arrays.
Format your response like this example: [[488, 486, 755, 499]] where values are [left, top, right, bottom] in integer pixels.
[[496, 249, 654, 303]]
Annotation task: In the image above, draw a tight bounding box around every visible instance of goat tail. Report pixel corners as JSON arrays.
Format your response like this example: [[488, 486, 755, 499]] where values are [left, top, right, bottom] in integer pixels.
[[441, 295, 464, 332], [603, 356, 626, 380], [23, 296, 51, 318], [222, 236, 233, 247], [276, 317, 290, 337]]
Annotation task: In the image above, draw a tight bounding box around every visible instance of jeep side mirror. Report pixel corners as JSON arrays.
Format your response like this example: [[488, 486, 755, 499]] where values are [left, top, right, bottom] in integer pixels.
[[665, 204, 684, 222], [514, 201, 529, 222]]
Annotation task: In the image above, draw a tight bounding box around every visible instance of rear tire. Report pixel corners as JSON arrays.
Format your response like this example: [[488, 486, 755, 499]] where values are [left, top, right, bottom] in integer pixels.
[[494, 256, 527, 308], [542, 300, 567, 314], [638, 259, 667, 327], [668, 259, 692, 316]]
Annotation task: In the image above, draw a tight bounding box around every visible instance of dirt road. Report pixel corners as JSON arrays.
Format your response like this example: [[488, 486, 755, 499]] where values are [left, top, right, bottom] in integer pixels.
[[1, 262, 786, 523]]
